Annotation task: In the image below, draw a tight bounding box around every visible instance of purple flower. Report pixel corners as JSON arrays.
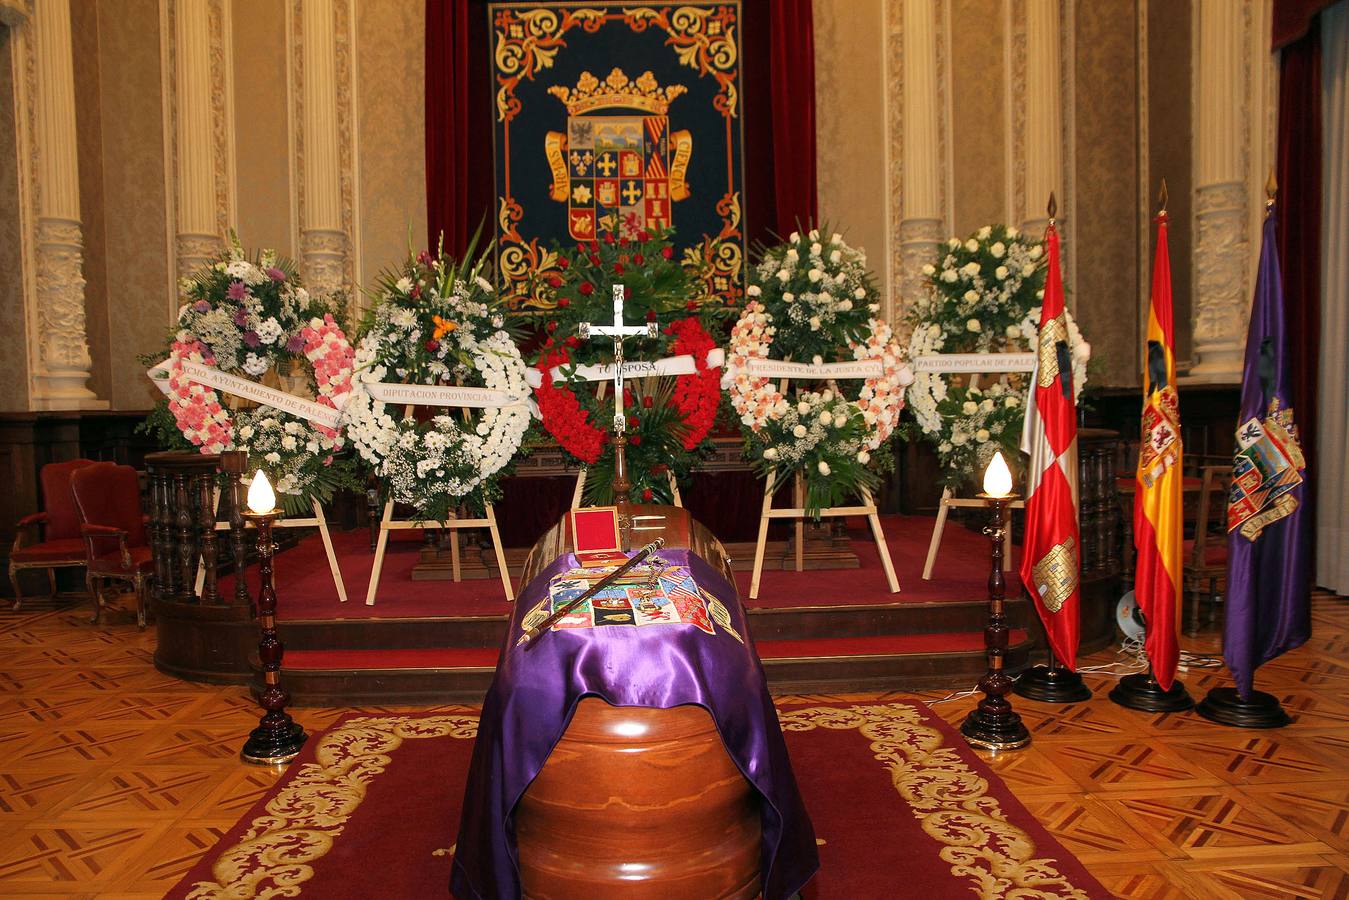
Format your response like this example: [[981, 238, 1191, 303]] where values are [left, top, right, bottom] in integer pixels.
[[416, 250, 433, 267], [286, 333, 305, 353], [243, 330, 261, 348], [227, 281, 247, 301], [192, 300, 211, 313], [232, 307, 249, 326], [266, 267, 286, 282]]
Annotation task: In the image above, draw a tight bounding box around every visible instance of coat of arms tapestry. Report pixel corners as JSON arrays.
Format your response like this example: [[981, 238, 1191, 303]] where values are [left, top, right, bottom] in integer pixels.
[[489, 2, 746, 309]]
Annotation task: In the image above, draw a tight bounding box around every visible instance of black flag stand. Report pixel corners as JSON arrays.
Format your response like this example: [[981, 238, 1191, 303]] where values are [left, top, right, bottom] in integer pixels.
[[1015, 646, 1091, 703], [1109, 663, 1195, 713], [1196, 685, 1291, 728]]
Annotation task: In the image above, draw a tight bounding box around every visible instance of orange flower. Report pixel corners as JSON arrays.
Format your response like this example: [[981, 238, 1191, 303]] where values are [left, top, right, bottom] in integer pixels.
[[432, 316, 458, 340]]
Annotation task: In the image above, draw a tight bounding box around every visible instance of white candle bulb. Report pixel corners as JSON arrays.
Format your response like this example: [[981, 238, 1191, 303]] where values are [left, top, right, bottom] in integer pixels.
[[983, 451, 1013, 498], [247, 470, 276, 514]]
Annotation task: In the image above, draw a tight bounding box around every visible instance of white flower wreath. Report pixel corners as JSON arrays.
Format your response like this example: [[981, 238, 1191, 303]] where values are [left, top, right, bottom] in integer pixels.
[[727, 229, 912, 514], [340, 249, 530, 523], [904, 224, 1090, 487]]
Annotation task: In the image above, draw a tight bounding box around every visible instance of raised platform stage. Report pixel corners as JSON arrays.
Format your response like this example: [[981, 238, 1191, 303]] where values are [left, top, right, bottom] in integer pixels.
[[152, 514, 1121, 705]]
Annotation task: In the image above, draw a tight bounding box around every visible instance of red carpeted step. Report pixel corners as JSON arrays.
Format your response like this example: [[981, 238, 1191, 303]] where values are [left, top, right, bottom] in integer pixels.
[[283, 630, 1027, 672], [285, 647, 500, 670], [755, 629, 1027, 659]]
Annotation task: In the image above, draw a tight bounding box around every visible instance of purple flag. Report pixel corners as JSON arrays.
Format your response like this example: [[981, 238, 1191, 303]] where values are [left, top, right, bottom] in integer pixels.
[[1224, 209, 1311, 699]]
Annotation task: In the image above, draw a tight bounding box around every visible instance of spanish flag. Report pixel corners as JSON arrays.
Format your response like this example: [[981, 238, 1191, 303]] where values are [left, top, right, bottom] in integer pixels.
[[1134, 208, 1183, 691]]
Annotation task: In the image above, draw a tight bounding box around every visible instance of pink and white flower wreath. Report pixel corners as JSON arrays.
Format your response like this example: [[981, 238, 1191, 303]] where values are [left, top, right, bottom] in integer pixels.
[[727, 302, 911, 450], [166, 315, 355, 494]]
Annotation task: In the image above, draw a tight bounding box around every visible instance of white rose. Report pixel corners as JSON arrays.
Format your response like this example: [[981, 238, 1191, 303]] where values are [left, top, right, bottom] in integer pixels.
[[990, 242, 1006, 258], [980, 399, 994, 412], [1022, 264, 1036, 277], [783, 292, 795, 302], [1030, 245, 1043, 259], [746, 285, 762, 297], [857, 450, 871, 464], [809, 316, 822, 330], [1007, 227, 1019, 239], [798, 401, 810, 415], [809, 229, 820, 241], [763, 447, 779, 460], [995, 265, 1009, 280], [810, 242, 822, 256], [821, 390, 834, 402], [789, 231, 800, 243], [281, 435, 298, 450], [966, 319, 982, 333], [778, 269, 790, 282], [854, 288, 866, 299], [817, 460, 831, 475], [965, 238, 979, 252], [808, 269, 822, 282], [964, 290, 979, 303], [921, 264, 936, 276], [831, 233, 842, 244], [786, 248, 799, 261], [819, 411, 833, 427], [829, 250, 842, 263], [941, 269, 958, 283], [1005, 396, 1019, 408], [793, 424, 808, 438], [812, 355, 823, 365], [951, 431, 969, 446], [1006, 324, 1021, 338], [947, 237, 960, 249], [977, 226, 992, 239], [962, 401, 979, 415], [976, 428, 991, 442]]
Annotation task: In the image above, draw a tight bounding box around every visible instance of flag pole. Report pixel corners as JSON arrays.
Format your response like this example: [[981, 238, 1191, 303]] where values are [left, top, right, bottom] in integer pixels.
[[1110, 177, 1195, 714], [1015, 192, 1091, 705], [1195, 169, 1293, 729]]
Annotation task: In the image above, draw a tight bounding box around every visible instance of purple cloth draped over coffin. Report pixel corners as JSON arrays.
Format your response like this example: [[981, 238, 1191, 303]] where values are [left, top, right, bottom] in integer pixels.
[[450, 548, 818, 899]]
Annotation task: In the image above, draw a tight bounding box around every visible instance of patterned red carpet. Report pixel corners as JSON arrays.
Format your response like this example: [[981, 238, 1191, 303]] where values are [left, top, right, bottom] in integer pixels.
[[167, 702, 1106, 899]]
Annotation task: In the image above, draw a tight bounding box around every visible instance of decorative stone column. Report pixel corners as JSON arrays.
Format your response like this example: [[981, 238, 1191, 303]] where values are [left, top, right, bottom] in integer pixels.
[[1189, 0, 1250, 382], [896, 0, 946, 311], [1019, 0, 1063, 240], [27, 0, 104, 409], [294, 0, 352, 300], [166, 0, 232, 281]]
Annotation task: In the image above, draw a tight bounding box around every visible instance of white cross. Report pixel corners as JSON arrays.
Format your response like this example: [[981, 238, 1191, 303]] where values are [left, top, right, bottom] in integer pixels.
[[578, 284, 658, 433]]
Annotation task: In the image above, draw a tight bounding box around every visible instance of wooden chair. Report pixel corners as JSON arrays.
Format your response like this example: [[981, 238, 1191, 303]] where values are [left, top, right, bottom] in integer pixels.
[[9, 458, 98, 610], [1182, 464, 1232, 634], [70, 463, 154, 629]]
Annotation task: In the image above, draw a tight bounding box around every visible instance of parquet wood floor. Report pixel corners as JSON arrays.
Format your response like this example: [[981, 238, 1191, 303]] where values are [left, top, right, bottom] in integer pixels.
[[0, 592, 1346, 898]]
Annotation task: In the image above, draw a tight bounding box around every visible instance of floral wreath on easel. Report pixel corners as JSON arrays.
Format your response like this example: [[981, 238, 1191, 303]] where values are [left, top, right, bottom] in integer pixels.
[[529, 226, 728, 505], [340, 242, 532, 524], [902, 224, 1090, 489], [150, 240, 356, 512], [726, 229, 911, 515]]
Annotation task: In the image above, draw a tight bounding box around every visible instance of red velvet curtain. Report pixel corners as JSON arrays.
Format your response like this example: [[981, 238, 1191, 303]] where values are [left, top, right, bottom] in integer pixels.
[[425, 0, 493, 256], [1274, 14, 1322, 552], [425, 0, 817, 255]]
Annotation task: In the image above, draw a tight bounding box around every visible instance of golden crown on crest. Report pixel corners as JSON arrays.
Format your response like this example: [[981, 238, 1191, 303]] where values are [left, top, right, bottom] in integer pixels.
[[548, 68, 688, 116]]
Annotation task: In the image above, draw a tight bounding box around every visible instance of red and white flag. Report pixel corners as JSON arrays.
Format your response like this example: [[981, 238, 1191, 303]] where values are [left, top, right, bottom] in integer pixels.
[[1018, 222, 1081, 669]]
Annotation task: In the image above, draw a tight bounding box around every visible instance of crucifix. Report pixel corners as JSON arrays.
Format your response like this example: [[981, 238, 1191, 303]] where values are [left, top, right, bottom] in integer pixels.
[[578, 284, 658, 498]]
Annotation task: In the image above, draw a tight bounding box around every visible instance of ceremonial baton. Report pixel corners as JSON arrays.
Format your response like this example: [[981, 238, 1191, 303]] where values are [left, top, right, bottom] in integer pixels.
[[518, 538, 665, 649]]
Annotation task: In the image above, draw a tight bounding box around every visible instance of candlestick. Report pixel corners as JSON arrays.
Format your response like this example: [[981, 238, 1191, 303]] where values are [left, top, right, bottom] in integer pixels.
[[960, 459, 1031, 752], [240, 472, 307, 765]]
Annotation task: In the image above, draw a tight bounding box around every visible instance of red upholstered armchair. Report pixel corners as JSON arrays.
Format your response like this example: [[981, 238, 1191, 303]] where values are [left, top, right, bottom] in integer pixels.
[[9, 458, 98, 610], [70, 463, 153, 629]]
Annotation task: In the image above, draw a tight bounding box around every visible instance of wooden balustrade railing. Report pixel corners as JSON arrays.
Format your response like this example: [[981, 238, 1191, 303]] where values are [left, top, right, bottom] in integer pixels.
[[145, 451, 251, 607]]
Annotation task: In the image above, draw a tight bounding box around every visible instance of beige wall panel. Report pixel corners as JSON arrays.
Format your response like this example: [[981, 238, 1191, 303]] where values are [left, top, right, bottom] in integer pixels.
[[813, 0, 888, 292], [97, 0, 171, 409], [72, 0, 109, 403], [0, 28, 28, 410], [356, 0, 425, 291], [1148, 0, 1192, 366], [949, 0, 1005, 236], [233, 0, 292, 258], [1073, 0, 1140, 387]]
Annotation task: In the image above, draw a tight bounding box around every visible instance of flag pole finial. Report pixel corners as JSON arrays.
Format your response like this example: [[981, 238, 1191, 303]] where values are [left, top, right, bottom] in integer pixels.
[[1047, 191, 1057, 223], [1265, 168, 1278, 212], [1158, 178, 1168, 214]]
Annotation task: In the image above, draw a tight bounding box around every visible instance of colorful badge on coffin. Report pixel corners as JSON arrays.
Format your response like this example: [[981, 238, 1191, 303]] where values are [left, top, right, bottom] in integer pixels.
[[545, 69, 692, 241]]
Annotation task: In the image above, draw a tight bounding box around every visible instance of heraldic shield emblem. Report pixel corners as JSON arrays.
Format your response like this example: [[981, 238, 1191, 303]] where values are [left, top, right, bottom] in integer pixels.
[[489, 2, 745, 310], [544, 70, 694, 242]]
